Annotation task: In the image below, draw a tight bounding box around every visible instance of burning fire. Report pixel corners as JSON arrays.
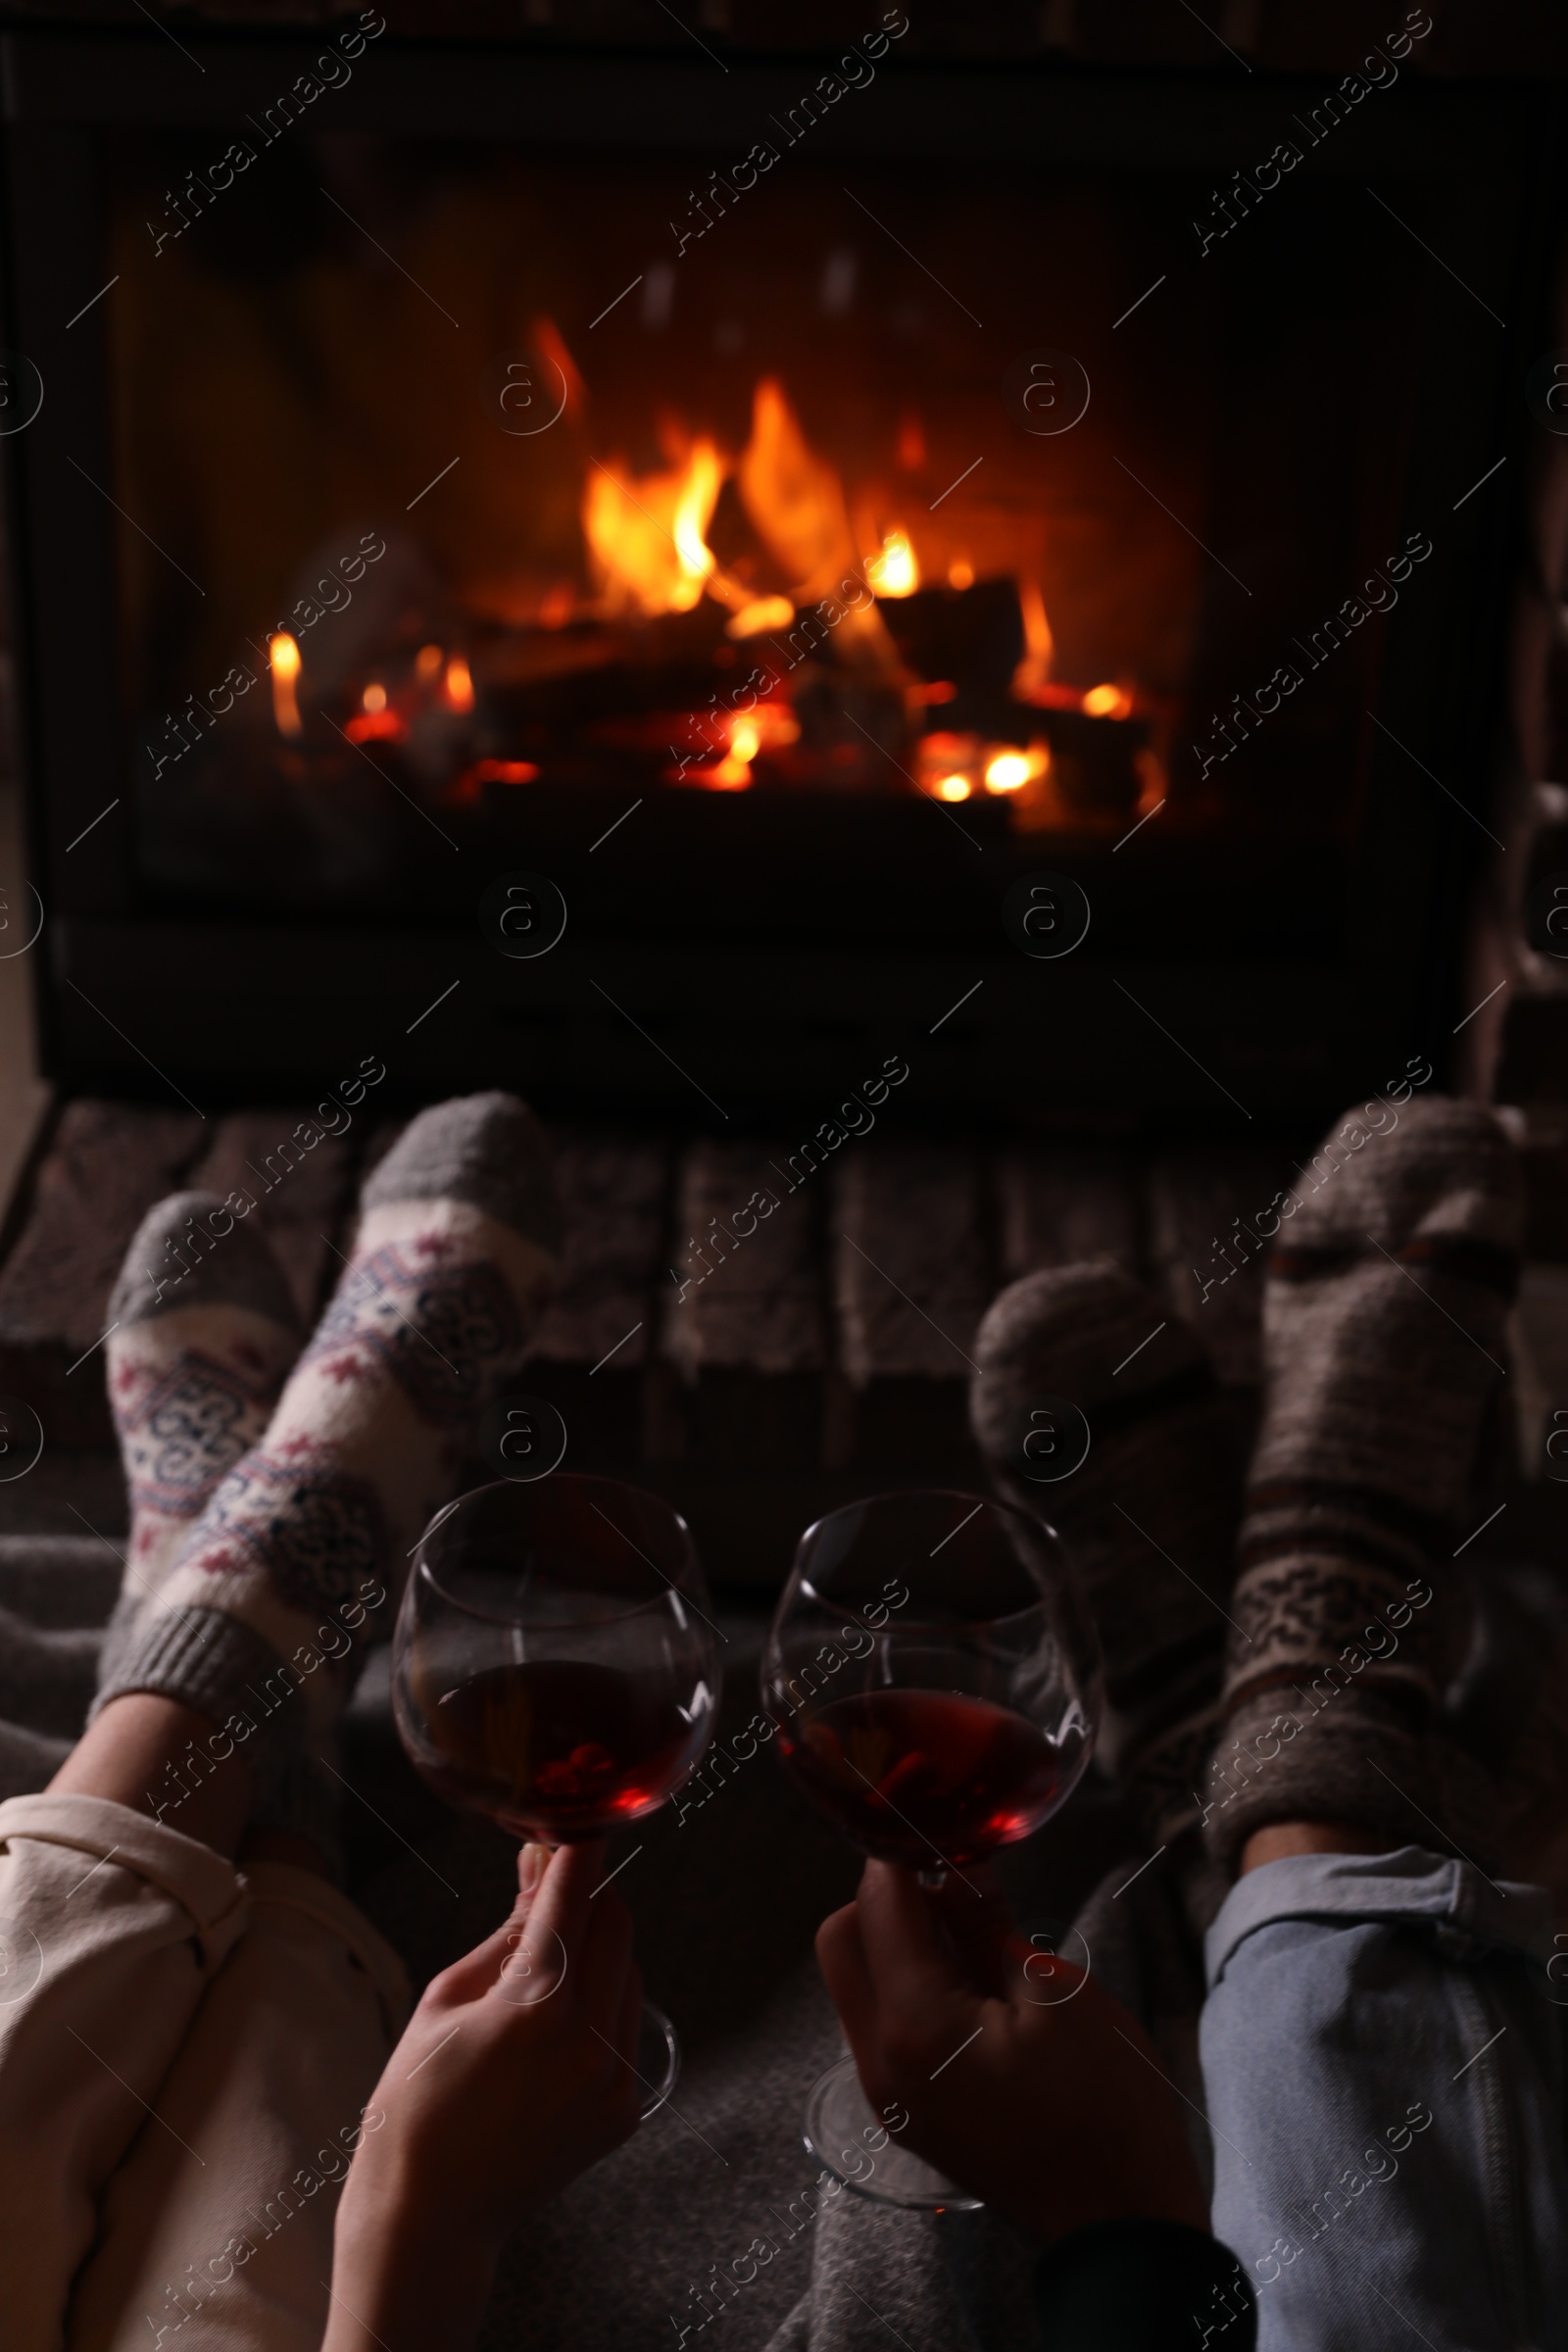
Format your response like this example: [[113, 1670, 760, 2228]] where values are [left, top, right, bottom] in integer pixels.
[[866, 529, 918, 598], [672, 698, 801, 792], [582, 377, 905, 685], [736, 376, 858, 611], [269, 632, 303, 739], [707, 717, 760, 790], [585, 438, 724, 617], [984, 749, 1035, 793], [1013, 581, 1054, 699], [266, 341, 1146, 820]]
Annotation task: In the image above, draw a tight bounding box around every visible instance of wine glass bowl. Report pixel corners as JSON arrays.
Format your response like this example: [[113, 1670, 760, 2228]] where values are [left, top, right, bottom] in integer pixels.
[[762, 1489, 1101, 1883], [393, 1475, 721, 1843], [764, 1487, 1102, 2211]]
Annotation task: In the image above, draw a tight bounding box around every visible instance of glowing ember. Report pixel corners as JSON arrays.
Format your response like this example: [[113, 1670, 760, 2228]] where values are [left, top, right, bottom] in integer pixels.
[[469, 759, 540, 785], [443, 655, 475, 713], [269, 632, 303, 739], [867, 528, 918, 598], [345, 676, 404, 742], [1082, 682, 1133, 718], [345, 709, 406, 745], [935, 773, 971, 802], [416, 644, 443, 683], [948, 557, 975, 591]]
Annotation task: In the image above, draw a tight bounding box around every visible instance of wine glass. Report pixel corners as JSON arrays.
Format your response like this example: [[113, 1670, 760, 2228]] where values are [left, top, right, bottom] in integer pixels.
[[392, 1474, 722, 2118], [762, 1487, 1102, 2209]]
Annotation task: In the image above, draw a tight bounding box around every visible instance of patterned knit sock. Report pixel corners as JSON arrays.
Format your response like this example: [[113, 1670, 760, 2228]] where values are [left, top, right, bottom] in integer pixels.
[[92, 1095, 560, 1818], [969, 1262, 1243, 1849], [1205, 1096, 1522, 1873], [97, 1192, 303, 1695]]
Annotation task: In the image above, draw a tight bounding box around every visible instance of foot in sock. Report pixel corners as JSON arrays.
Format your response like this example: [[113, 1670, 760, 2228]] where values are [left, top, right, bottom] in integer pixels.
[[969, 1261, 1243, 1852], [97, 1191, 304, 1691], [92, 1094, 561, 1810], [1205, 1095, 1522, 1872]]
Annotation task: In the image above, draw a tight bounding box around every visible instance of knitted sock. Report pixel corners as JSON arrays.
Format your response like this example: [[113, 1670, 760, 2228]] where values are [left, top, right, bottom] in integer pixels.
[[97, 1192, 303, 1695], [969, 1263, 1243, 1849], [1205, 1096, 1522, 1873], [92, 1094, 561, 1817]]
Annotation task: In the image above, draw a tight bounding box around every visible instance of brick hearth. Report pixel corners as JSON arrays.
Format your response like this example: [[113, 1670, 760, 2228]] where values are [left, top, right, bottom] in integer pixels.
[[0, 1102, 1299, 1587]]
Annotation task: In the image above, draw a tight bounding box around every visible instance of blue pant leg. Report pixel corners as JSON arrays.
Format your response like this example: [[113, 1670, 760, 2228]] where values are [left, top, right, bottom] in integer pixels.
[[1198, 1847, 1568, 2352]]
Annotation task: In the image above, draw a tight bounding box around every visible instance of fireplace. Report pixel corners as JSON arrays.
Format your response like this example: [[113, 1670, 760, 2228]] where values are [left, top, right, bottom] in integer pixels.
[[0, 14, 1546, 1123]]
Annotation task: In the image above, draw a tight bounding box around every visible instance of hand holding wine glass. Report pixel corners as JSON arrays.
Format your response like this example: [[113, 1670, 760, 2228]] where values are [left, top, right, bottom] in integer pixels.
[[816, 1856, 1208, 2245], [763, 1487, 1103, 2206], [392, 1474, 722, 2117], [326, 1838, 642, 2352]]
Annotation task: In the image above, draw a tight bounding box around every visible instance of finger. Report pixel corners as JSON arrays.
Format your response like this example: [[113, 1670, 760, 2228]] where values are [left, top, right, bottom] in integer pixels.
[[931, 1863, 1017, 1996], [515, 1840, 554, 1906], [816, 1899, 901, 2117], [855, 1860, 973, 2016], [440, 1842, 563, 2002], [522, 1838, 608, 1966], [814, 1899, 877, 2049]]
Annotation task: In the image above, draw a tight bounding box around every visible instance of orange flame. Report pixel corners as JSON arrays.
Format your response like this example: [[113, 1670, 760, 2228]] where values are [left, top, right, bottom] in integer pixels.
[[585, 439, 723, 617], [1012, 581, 1054, 699], [269, 633, 302, 739], [736, 378, 858, 610], [867, 528, 919, 598], [984, 743, 1050, 794], [531, 316, 585, 418]]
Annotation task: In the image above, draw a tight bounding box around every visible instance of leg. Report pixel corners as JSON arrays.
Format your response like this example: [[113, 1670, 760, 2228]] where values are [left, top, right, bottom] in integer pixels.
[[0, 1191, 307, 2351], [0, 1773, 250, 2352], [1193, 1099, 1568, 2343], [66, 1858, 407, 2352], [1200, 1844, 1568, 2350], [1, 1097, 559, 2348], [1206, 1096, 1520, 1867], [92, 1094, 559, 1847]]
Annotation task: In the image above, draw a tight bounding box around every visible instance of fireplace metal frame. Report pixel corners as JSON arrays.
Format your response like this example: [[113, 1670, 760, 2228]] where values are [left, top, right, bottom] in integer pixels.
[[0, 26, 1552, 1125]]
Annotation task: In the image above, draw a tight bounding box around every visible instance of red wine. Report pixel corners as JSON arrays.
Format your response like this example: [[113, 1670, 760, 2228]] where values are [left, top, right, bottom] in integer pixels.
[[776, 1688, 1061, 1867], [410, 1659, 701, 1839]]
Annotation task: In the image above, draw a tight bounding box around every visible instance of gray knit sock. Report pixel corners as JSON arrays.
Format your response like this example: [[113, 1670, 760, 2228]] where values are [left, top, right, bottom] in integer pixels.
[[97, 1191, 303, 1695], [1206, 1097, 1522, 1871], [970, 1263, 1243, 1848], [93, 1095, 560, 1827]]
